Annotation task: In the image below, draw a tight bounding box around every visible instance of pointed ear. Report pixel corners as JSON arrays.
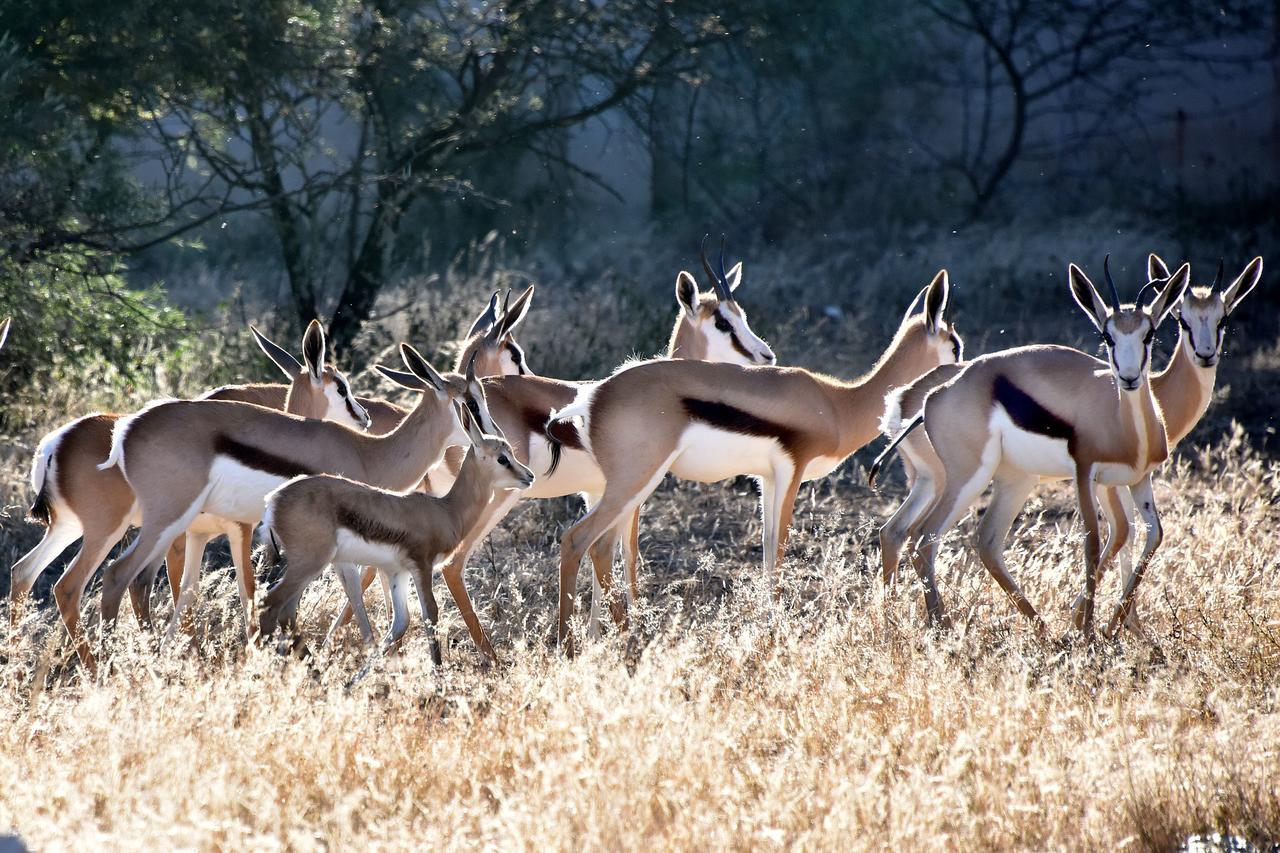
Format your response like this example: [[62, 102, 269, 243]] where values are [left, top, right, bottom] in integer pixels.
[[496, 285, 534, 339], [375, 365, 428, 391], [250, 324, 304, 379], [0, 316, 11, 351], [467, 291, 501, 338], [1068, 264, 1110, 331], [400, 343, 447, 395], [457, 397, 487, 446], [302, 320, 326, 383], [675, 271, 699, 319], [1148, 262, 1192, 324], [724, 261, 743, 292], [1147, 253, 1171, 282], [1222, 256, 1262, 314], [923, 269, 949, 334]]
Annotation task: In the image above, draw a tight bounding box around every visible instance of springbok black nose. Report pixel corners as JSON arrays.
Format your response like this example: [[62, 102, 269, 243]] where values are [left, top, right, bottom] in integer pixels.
[[759, 348, 777, 365]]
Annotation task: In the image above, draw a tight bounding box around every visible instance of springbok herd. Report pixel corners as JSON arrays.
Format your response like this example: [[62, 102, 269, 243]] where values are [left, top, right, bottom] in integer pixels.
[[1, 245, 1265, 672]]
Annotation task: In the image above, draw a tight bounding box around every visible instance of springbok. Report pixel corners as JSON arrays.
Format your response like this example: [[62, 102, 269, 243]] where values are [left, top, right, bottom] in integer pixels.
[[873, 255, 1260, 634], [260, 404, 535, 663], [9, 321, 370, 664], [549, 269, 961, 652], [873, 258, 1189, 639], [92, 344, 488, 659], [329, 242, 777, 660]]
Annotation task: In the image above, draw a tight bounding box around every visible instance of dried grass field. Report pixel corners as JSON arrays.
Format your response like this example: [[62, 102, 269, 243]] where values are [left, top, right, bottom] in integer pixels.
[[1, 408, 1278, 849], [1, 265, 1278, 850]]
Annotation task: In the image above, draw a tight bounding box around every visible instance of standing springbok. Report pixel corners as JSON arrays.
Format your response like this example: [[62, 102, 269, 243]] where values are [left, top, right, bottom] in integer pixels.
[[873, 255, 1260, 634], [549, 269, 962, 652], [874, 258, 1190, 639], [328, 242, 777, 660], [8, 321, 370, 663], [92, 344, 487, 653], [260, 404, 535, 663]]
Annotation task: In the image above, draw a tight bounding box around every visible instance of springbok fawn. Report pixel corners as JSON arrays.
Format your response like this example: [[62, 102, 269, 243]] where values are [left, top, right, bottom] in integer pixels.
[[260, 404, 534, 663], [9, 321, 369, 665], [549, 269, 961, 652], [91, 344, 487, 663], [329, 243, 776, 659], [872, 258, 1189, 639]]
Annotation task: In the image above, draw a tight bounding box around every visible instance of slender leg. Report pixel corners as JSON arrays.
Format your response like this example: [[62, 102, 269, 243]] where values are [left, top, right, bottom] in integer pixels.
[[380, 571, 412, 653], [621, 505, 642, 606], [558, 453, 677, 653], [438, 489, 521, 663], [759, 476, 779, 592], [329, 563, 375, 645], [227, 523, 256, 639], [52, 520, 131, 671], [163, 530, 213, 641], [880, 459, 939, 585], [411, 561, 442, 666], [9, 519, 83, 626], [163, 535, 187, 605], [767, 463, 803, 595], [1107, 475, 1161, 638], [1072, 487, 1133, 630], [1073, 465, 1103, 640], [974, 472, 1045, 629], [328, 564, 378, 634]]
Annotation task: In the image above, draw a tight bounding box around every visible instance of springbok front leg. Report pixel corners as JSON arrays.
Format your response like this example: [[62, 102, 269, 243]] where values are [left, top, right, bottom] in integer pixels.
[[1073, 466, 1104, 641], [1106, 474, 1161, 638]]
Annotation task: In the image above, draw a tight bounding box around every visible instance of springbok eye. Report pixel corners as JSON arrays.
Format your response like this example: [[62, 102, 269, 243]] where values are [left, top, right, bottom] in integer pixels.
[[714, 315, 732, 333], [1143, 330, 1154, 345], [497, 454, 510, 467], [508, 346, 522, 365], [1101, 332, 1115, 348]]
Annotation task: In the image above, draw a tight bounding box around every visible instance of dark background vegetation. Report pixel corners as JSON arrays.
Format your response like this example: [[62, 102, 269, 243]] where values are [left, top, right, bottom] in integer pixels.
[[0, 0, 1277, 450]]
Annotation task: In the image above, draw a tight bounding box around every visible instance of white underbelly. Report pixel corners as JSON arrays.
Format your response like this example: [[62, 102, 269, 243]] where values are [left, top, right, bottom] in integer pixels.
[[670, 424, 780, 483], [1094, 461, 1150, 486], [204, 457, 286, 523], [334, 528, 407, 569], [992, 410, 1075, 478], [525, 436, 606, 498], [802, 454, 846, 481], [186, 512, 241, 536]]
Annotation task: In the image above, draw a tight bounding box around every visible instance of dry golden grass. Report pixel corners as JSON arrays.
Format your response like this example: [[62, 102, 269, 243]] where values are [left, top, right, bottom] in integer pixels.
[[1, 414, 1278, 850]]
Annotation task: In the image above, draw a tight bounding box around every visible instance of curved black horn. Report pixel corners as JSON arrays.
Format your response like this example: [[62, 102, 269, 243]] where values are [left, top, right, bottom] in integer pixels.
[[699, 234, 717, 289], [1212, 258, 1224, 291], [1135, 278, 1164, 307], [1103, 254, 1122, 309], [715, 236, 734, 303]]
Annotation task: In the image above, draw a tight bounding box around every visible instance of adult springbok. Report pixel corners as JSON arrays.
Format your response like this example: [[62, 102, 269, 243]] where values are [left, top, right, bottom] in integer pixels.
[[9, 321, 370, 664], [329, 243, 777, 659], [260, 404, 535, 663], [92, 343, 488, 659], [550, 269, 962, 652], [873, 258, 1189, 639], [873, 255, 1260, 635]]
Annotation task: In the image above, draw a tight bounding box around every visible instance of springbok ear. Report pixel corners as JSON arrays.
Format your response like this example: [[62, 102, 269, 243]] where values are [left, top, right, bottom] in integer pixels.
[[302, 320, 326, 383], [496, 284, 534, 339], [375, 365, 428, 391], [724, 261, 743, 292], [457, 397, 487, 446], [0, 316, 11, 351], [250, 324, 305, 380], [1149, 262, 1192, 324], [400, 343, 447, 395], [675, 271, 699, 319], [1068, 263, 1108, 331], [1147, 253, 1172, 282], [467, 291, 502, 339], [923, 269, 950, 334], [1223, 256, 1263, 314]]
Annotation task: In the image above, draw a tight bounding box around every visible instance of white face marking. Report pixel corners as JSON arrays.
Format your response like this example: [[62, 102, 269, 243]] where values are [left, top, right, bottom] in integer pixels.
[[1103, 316, 1153, 390], [322, 379, 370, 429], [1178, 297, 1227, 366], [702, 307, 775, 366]]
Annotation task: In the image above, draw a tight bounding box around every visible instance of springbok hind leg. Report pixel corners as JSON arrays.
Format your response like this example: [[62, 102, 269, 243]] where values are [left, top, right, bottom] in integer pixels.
[[974, 472, 1045, 631]]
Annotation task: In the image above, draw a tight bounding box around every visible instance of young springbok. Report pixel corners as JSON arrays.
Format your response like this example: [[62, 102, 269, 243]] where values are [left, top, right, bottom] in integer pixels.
[[9, 321, 370, 664], [260, 404, 535, 663], [549, 269, 962, 652], [873, 255, 1260, 634], [328, 244, 776, 659], [92, 344, 487, 656], [874, 258, 1190, 639]]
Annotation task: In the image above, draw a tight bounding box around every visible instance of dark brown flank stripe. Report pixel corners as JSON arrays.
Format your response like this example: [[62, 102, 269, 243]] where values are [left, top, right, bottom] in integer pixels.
[[680, 397, 800, 453], [336, 504, 409, 547], [213, 434, 316, 479], [992, 375, 1075, 442]]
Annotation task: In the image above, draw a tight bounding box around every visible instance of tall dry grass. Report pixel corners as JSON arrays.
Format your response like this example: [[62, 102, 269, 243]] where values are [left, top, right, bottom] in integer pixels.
[[0, 419, 1276, 849]]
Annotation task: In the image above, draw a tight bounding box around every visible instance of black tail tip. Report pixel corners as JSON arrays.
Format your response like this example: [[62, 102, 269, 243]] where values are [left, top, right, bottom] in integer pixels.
[[27, 486, 53, 526]]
